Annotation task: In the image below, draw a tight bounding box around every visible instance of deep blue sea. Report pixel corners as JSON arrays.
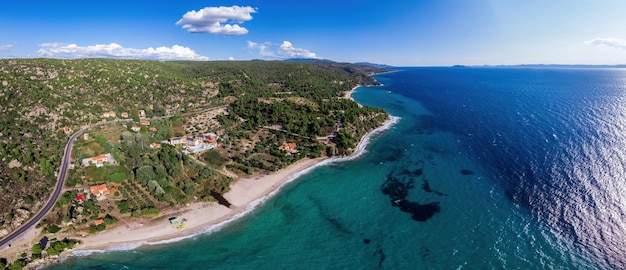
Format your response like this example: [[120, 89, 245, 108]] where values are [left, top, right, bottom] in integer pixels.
[[51, 67, 626, 269]]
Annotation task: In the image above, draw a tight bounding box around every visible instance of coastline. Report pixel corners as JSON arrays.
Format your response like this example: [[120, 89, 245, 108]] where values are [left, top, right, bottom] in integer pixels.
[[49, 113, 399, 266], [345, 70, 399, 101]]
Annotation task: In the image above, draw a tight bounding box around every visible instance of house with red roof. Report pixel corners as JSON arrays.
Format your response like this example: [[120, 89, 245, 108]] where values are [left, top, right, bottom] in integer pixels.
[[279, 142, 297, 153], [90, 183, 110, 197], [82, 153, 115, 167]]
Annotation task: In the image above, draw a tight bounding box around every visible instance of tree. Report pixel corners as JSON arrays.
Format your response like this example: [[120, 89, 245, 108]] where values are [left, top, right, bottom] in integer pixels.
[[31, 243, 42, 255], [135, 166, 156, 185]]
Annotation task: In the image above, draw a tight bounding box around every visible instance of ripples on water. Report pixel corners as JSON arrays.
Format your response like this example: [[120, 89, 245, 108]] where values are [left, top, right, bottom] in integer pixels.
[[53, 68, 626, 269], [401, 68, 626, 269]]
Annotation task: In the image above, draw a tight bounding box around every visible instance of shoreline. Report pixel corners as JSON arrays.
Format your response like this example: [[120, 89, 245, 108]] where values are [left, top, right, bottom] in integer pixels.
[[51, 114, 400, 265], [345, 69, 399, 101]]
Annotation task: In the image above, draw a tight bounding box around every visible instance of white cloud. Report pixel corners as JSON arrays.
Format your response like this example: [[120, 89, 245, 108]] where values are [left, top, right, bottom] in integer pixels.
[[37, 43, 209, 61], [0, 44, 13, 51], [228, 56, 235, 61], [176, 6, 257, 35], [586, 38, 626, 50], [247, 40, 317, 59], [247, 41, 275, 57], [277, 41, 317, 58]]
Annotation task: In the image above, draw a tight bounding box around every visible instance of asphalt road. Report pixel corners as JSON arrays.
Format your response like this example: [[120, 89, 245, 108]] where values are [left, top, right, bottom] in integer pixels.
[[0, 106, 222, 250], [0, 127, 85, 249]]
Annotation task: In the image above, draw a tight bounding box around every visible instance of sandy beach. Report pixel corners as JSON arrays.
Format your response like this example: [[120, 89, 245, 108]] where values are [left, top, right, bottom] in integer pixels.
[[15, 112, 398, 269], [7, 81, 396, 267], [72, 157, 327, 252], [65, 114, 398, 254], [344, 85, 360, 101]]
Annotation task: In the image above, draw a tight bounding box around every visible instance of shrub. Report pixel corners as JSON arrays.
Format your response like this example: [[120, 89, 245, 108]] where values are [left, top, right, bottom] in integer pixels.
[[110, 172, 126, 183]]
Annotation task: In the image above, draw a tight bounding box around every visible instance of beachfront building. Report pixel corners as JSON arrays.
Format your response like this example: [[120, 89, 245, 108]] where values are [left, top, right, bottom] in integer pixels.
[[279, 142, 297, 152], [82, 153, 115, 167]]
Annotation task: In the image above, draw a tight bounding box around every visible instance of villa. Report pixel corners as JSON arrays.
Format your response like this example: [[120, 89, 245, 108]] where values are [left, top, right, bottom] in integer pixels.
[[163, 133, 221, 154], [140, 119, 150, 126], [279, 142, 297, 152], [82, 153, 115, 167], [167, 136, 187, 145], [131, 126, 141, 132], [183, 143, 217, 154], [121, 112, 129, 118], [103, 111, 116, 118], [90, 183, 110, 197], [139, 110, 146, 118]]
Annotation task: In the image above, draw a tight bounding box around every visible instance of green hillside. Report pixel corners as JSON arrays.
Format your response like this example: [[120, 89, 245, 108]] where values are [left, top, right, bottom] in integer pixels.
[[0, 59, 388, 245]]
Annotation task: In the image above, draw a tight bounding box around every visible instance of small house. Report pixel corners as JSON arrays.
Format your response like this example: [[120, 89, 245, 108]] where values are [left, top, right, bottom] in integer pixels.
[[279, 142, 297, 152], [58, 126, 70, 134], [90, 183, 110, 197], [82, 153, 114, 167]]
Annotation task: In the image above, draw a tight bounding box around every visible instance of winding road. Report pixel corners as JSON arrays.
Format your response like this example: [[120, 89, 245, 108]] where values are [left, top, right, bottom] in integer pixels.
[[0, 127, 83, 249], [0, 105, 225, 250]]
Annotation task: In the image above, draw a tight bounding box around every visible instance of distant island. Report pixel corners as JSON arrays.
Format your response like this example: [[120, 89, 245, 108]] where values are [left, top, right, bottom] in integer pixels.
[[0, 59, 391, 268]]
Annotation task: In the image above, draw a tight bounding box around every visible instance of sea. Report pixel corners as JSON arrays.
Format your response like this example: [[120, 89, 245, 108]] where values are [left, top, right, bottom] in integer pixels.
[[50, 67, 626, 269]]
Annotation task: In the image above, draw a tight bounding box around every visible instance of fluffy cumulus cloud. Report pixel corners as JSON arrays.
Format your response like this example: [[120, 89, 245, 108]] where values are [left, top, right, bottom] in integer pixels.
[[176, 6, 257, 35], [37, 43, 209, 60], [248, 41, 317, 59], [586, 38, 626, 50], [277, 41, 317, 58]]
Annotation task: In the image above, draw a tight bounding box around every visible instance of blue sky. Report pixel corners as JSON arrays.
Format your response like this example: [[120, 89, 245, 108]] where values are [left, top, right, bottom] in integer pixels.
[[1, 0, 626, 66]]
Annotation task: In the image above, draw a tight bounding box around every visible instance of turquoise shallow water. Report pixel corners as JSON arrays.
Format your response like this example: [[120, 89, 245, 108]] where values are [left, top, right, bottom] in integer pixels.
[[52, 67, 626, 269]]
